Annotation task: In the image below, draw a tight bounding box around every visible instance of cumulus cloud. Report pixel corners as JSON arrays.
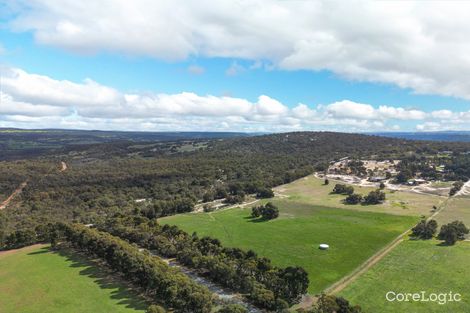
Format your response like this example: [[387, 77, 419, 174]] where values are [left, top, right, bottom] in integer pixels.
[[1, 66, 470, 132], [325, 100, 427, 121], [327, 101, 377, 120], [6, 1, 470, 100], [1, 67, 122, 107], [416, 122, 443, 131]]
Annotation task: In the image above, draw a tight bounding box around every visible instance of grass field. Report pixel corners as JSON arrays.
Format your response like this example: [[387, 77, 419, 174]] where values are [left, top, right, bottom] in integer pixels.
[[0, 244, 147, 313], [340, 239, 470, 313], [275, 175, 443, 217], [435, 195, 470, 227], [162, 200, 417, 293]]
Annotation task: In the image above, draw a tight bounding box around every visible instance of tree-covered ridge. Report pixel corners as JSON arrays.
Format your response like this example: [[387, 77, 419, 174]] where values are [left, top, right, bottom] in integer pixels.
[[0, 128, 249, 161], [2, 131, 470, 234]]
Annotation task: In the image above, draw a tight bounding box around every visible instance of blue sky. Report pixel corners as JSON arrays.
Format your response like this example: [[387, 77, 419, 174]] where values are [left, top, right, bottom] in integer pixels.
[[1, 1, 470, 132]]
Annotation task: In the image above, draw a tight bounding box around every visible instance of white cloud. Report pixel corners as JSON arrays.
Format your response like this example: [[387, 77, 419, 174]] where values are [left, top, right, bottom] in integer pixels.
[[1, 67, 122, 108], [7, 1, 470, 100], [254, 95, 288, 116], [292, 104, 317, 119], [431, 109, 454, 119], [416, 122, 443, 131], [225, 61, 246, 76], [2, 65, 470, 132], [325, 100, 426, 121], [0, 92, 70, 116], [187, 65, 205, 75], [377, 106, 426, 120], [327, 100, 376, 120]]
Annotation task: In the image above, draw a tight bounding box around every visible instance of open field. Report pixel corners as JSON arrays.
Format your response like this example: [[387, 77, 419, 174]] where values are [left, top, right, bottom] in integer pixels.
[[0, 244, 147, 313], [340, 239, 470, 313], [275, 175, 443, 217], [162, 200, 417, 293], [435, 195, 470, 227]]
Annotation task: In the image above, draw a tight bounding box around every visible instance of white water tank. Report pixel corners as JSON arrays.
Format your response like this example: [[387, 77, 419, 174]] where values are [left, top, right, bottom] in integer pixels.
[[319, 244, 329, 250]]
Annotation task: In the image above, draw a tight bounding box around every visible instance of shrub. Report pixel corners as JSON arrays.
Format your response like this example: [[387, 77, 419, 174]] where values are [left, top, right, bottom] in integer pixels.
[[218, 304, 247, 313], [311, 294, 362, 313], [344, 193, 362, 205], [252, 202, 279, 220], [332, 184, 354, 195], [224, 194, 245, 204], [256, 187, 274, 199], [146, 305, 166, 313], [449, 181, 464, 196], [363, 190, 385, 205], [203, 205, 215, 212]]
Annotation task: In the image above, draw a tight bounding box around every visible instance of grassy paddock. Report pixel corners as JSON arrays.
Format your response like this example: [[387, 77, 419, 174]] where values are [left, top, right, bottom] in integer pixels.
[[0, 244, 147, 313], [340, 239, 470, 313], [275, 175, 443, 217], [162, 200, 417, 293], [435, 195, 470, 227]]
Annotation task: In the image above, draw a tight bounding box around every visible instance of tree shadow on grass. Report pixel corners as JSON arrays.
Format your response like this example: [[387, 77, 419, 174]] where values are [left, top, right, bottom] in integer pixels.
[[27, 247, 50, 255], [436, 241, 453, 247], [51, 247, 148, 311], [245, 215, 270, 223]]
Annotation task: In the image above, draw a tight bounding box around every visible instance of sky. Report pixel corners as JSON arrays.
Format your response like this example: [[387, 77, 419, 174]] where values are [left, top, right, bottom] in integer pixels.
[[1, 1, 470, 132]]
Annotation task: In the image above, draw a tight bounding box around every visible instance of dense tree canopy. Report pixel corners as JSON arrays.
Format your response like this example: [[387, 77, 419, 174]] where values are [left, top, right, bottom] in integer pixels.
[[438, 221, 469, 245], [251, 202, 280, 220], [411, 220, 438, 239]]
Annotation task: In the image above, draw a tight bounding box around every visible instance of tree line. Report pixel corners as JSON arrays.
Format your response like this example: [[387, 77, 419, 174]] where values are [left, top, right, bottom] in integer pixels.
[[61, 223, 213, 313], [99, 215, 308, 311], [332, 184, 386, 205]]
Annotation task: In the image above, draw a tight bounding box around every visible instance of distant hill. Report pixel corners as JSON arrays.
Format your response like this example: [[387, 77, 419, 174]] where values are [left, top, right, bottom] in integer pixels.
[[0, 128, 252, 160], [372, 131, 470, 142], [4, 128, 470, 160]]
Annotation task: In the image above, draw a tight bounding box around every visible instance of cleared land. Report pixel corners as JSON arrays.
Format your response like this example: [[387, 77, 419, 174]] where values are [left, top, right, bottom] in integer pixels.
[[436, 195, 470, 227], [162, 200, 417, 293], [0, 244, 147, 313], [340, 239, 470, 313], [275, 175, 443, 217]]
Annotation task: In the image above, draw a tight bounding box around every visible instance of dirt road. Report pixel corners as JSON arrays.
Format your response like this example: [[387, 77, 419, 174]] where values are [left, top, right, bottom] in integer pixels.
[[0, 181, 28, 210], [0, 161, 65, 211], [193, 197, 260, 213], [325, 196, 450, 295], [325, 229, 408, 295]]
